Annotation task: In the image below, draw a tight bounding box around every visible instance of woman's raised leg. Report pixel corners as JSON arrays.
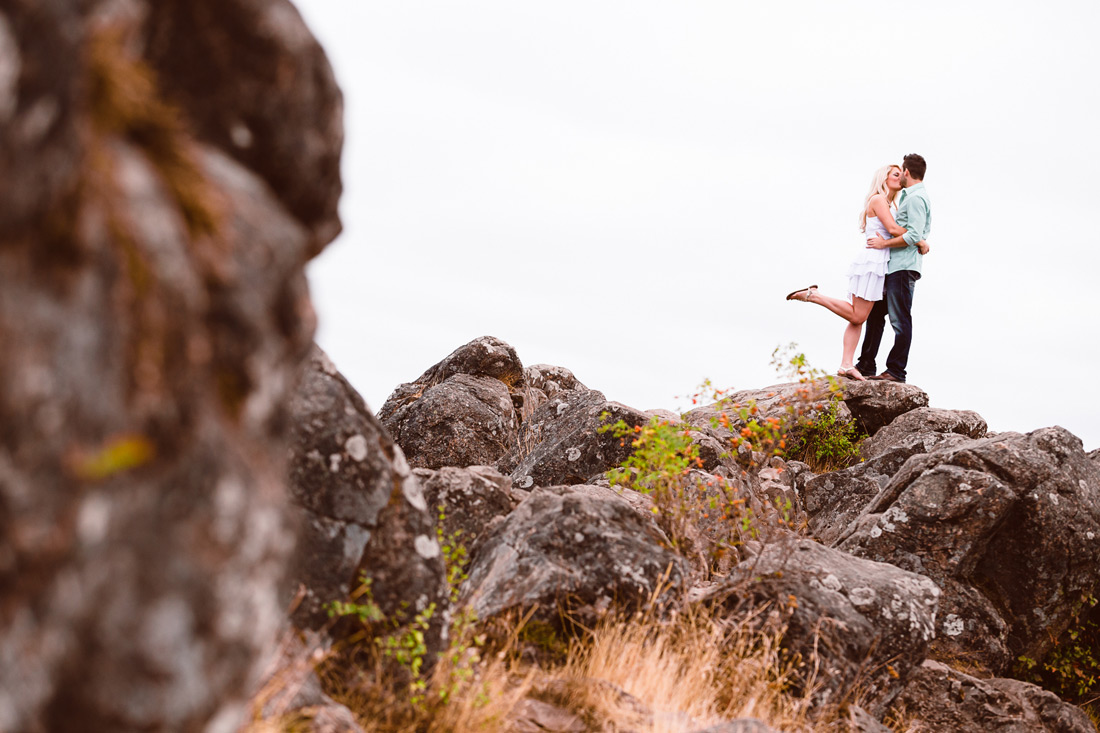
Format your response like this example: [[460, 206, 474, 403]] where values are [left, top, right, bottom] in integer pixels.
[[790, 288, 872, 326]]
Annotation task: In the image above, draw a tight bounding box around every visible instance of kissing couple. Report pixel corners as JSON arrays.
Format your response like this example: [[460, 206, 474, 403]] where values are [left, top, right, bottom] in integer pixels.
[[786, 153, 931, 383]]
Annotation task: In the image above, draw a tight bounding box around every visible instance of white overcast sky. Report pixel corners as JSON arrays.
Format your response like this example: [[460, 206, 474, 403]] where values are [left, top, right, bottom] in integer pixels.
[[295, 1, 1100, 451]]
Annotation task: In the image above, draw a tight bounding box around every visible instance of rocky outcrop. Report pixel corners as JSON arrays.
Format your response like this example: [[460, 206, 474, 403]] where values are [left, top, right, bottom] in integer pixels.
[[860, 407, 987, 459], [285, 348, 447, 637], [705, 540, 940, 716], [837, 380, 930, 435], [498, 389, 650, 489], [526, 364, 585, 397], [461, 484, 689, 629], [893, 660, 1095, 732], [803, 429, 974, 545], [0, 2, 341, 730], [414, 465, 518, 556], [143, 0, 344, 249], [379, 336, 524, 469], [836, 428, 1100, 675]]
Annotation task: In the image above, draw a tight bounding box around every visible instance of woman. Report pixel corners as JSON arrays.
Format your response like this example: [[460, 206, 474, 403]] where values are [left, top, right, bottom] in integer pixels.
[[785, 164, 924, 381]]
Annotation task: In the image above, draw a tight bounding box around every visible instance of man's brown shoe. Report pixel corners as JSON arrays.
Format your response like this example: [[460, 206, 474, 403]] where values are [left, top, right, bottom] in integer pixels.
[[869, 372, 903, 383]]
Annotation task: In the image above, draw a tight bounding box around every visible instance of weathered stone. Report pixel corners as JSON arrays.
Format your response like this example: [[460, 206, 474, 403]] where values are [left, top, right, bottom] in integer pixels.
[[804, 431, 974, 545], [285, 347, 448, 636], [380, 336, 526, 418], [0, 1, 84, 241], [379, 337, 525, 468], [414, 465, 517, 555], [892, 659, 1095, 733], [703, 540, 940, 717], [383, 373, 519, 469], [460, 485, 689, 630], [845, 704, 892, 733], [0, 4, 337, 727], [143, 0, 344, 249], [836, 428, 1100, 675], [861, 407, 987, 459], [498, 389, 650, 489], [839, 380, 930, 435], [508, 698, 586, 732], [525, 363, 585, 398]]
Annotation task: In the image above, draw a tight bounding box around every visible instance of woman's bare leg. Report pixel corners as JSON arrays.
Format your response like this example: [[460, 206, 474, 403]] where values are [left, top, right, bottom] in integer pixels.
[[792, 288, 873, 325], [840, 298, 875, 367], [841, 321, 864, 369]]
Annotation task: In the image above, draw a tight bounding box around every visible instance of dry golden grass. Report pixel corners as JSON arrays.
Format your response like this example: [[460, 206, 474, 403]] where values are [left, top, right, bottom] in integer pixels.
[[551, 605, 821, 732], [246, 598, 869, 733]]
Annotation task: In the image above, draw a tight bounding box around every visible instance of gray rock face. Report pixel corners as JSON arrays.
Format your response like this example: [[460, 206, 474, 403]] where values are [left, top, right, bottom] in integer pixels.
[[460, 485, 689, 629], [498, 389, 650, 489], [704, 540, 940, 717], [892, 660, 1095, 733], [379, 337, 525, 469], [0, 1, 84, 240], [286, 348, 448, 634], [804, 430, 974, 545], [0, 3, 339, 729], [860, 407, 987, 459], [414, 465, 518, 555], [837, 428, 1100, 675], [838, 380, 930, 435], [525, 363, 585, 398], [385, 373, 519, 469], [144, 0, 344, 248]]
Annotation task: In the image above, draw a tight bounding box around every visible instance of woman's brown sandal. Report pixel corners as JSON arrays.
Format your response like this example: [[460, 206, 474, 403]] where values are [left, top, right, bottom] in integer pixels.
[[785, 285, 818, 302]]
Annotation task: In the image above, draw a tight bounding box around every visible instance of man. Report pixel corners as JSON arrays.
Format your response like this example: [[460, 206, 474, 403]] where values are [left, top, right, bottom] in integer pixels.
[[856, 153, 931, 383]]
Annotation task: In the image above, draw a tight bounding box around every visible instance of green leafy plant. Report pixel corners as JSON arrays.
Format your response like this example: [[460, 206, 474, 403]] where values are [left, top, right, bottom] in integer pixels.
[[685, 345, 864, 471], [599, 414, 757, 565], [1016, 593, 1100, 710], [786, 397, 862, 472]]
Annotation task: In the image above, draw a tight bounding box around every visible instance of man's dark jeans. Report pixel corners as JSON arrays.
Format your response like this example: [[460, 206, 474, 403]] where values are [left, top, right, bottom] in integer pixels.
[[857, 269, 920, 382]]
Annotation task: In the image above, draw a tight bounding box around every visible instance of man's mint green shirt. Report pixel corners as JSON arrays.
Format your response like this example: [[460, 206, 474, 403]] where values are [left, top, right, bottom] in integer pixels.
[[888, 181, 931, 275]]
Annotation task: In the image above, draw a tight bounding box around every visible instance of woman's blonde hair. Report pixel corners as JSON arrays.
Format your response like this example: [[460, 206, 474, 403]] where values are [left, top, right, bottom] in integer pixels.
[[860, 164, 901, 231]]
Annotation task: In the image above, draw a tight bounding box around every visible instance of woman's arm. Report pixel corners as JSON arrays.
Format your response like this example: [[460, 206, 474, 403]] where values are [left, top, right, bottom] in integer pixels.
[[870, 195, 906, 236]]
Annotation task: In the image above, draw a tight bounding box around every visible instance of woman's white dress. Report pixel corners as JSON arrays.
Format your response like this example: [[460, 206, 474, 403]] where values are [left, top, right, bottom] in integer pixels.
[[847, 214, 891, 301]]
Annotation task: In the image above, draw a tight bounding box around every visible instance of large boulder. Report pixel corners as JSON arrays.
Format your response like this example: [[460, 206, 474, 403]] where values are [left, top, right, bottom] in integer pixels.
[[379, 337, 524, 469], [803, 429, 975, 545], [835, 428, 1100, 675], [460, 485, 689, 630], [414, 465, 518, 556], [143, 0, 344, 249], [497, 389, 650, 489], [702, 539, 940, 717], [285, 348, 447, 637], [891, 660, 1095, 732], [0, 3, 340, 729], [838, 380, 930, 435], [525, 363, 585, 397], [860, 407, 987, 459]]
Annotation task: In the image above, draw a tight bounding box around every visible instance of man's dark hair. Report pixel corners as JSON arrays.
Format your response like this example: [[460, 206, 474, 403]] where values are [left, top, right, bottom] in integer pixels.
[[903, 153, 927, 180]]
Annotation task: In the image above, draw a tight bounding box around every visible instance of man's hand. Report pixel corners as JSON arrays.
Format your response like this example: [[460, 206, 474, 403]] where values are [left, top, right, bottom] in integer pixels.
[[867, 236, 887, 249], [917, 242, 930, 255]]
